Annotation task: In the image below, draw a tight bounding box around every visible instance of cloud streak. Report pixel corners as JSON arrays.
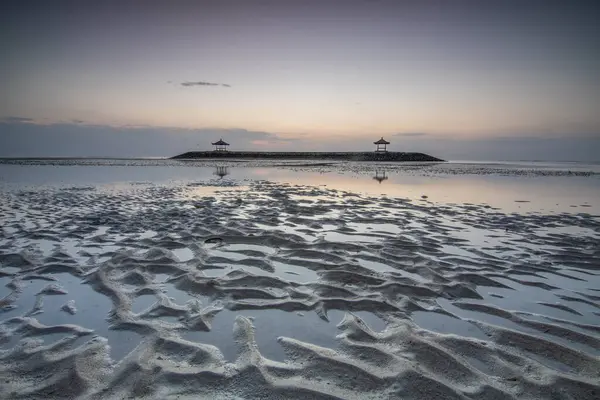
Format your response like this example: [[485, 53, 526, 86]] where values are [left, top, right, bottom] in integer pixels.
[[0, 121, 294, 157], [1, 116, 34, 123], [393, 132, 428, 137], [180, 81, 231, 88]]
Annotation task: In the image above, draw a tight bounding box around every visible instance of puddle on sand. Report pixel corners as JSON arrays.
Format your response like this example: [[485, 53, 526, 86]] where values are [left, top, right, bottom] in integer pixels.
[[132, 294, 158, 313], [321, 231, 381, 243], [199, 267, 229, 278], [172, 248, 195, 262], [271, 261, 320, 283], [0, 277, 11, 299], [33, 274, 111, 326], [153, 273, 174, 283], [183, 308, 385, 362], [1, 278, 56, 320], [356, 258, 397, 274], [160, 282, 210, 307], [437, 298, 543, 335], [436, 298, 600, 356], [1, 273, 142, 361], [474, 284, 596, 326], [254, 223, 317, 242], [356, 259, 427, 282], [80, 244, 127, 259], [321, 224, 338, 231], [439, 245, 480, 259], [474, 278, 600, 326], [88, 226, 110, 237], [224, 244, 278, 256], [208, 249, 249, 262], [411, 311, 489, 340], [540, 269, 600, 291], [139, 230, 157, 239], [525, 351, 576, 374], [201, 260, 319, 283], [347, 222, 403, 235]]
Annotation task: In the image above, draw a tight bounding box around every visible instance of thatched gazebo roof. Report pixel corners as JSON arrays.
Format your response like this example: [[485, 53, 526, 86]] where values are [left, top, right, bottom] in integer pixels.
[[373, 137, 390, 145], [212, 139, 230, 146]]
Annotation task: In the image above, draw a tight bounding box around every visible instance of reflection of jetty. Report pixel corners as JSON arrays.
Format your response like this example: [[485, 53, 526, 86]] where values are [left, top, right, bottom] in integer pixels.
[[373, 169, 388, 183], [173, 152, 443, 162], [213, 166, 229, 179]]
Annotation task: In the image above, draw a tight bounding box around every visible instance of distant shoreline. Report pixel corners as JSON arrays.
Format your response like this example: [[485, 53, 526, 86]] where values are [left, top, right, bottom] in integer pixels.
[[171, 151, 445, 162]]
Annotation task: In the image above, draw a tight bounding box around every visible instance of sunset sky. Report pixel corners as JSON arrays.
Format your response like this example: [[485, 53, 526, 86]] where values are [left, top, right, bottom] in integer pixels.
[[1, 0, 599, 160]]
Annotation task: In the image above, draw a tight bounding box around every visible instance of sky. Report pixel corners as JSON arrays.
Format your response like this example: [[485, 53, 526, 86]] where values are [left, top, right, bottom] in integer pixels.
[[1, 0, 599, 160]]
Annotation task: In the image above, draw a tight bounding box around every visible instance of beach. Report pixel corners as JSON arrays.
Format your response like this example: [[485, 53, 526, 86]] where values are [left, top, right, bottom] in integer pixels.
[[0, 159, 599, 399]]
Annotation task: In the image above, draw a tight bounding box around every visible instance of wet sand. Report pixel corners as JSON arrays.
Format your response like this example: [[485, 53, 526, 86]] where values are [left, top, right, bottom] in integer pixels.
[[0, 160, 599, 399]]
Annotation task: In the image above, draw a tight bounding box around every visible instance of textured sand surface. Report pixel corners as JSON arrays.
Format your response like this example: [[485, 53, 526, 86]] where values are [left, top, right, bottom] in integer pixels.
[[0, 163, 599, 399]]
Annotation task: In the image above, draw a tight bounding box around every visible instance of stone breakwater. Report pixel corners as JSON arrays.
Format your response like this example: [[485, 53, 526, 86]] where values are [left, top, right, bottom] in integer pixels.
[[171, 151, 445, 162]]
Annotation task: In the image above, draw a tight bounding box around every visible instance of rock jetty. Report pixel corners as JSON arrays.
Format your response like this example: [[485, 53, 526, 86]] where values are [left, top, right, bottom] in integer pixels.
[[171, 151, 444, 162]]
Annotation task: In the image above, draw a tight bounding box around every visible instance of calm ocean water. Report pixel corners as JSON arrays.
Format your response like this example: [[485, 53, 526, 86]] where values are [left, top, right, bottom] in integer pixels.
[[0, 158, 598, 214]]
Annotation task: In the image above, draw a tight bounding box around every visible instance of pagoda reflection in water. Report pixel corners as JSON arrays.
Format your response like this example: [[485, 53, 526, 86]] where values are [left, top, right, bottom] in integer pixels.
[[213, 165, 230, 179], [373, 169, 388, 183]]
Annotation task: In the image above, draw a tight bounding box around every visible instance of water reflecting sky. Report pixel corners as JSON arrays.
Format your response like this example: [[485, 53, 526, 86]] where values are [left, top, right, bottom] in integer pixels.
[[0, 160, 598, 213]]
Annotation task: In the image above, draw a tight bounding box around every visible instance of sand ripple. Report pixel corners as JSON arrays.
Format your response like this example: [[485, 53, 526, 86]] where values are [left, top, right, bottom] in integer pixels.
[[1, 181, 599, 399]]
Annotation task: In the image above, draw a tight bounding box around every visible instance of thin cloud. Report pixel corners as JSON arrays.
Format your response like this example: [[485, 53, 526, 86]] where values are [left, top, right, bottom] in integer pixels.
[[181, 81, 231, 88], [393, 132, 428, 137], [1, 116, 34, 123], [0, 122, 297, 157]]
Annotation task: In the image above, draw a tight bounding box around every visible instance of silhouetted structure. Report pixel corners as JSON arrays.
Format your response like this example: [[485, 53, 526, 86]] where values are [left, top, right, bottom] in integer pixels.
[[374, 137, 390, 152], [373, 169, 388, 183], [173, 151, 444, 162], [212, 139, 230, 152]]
